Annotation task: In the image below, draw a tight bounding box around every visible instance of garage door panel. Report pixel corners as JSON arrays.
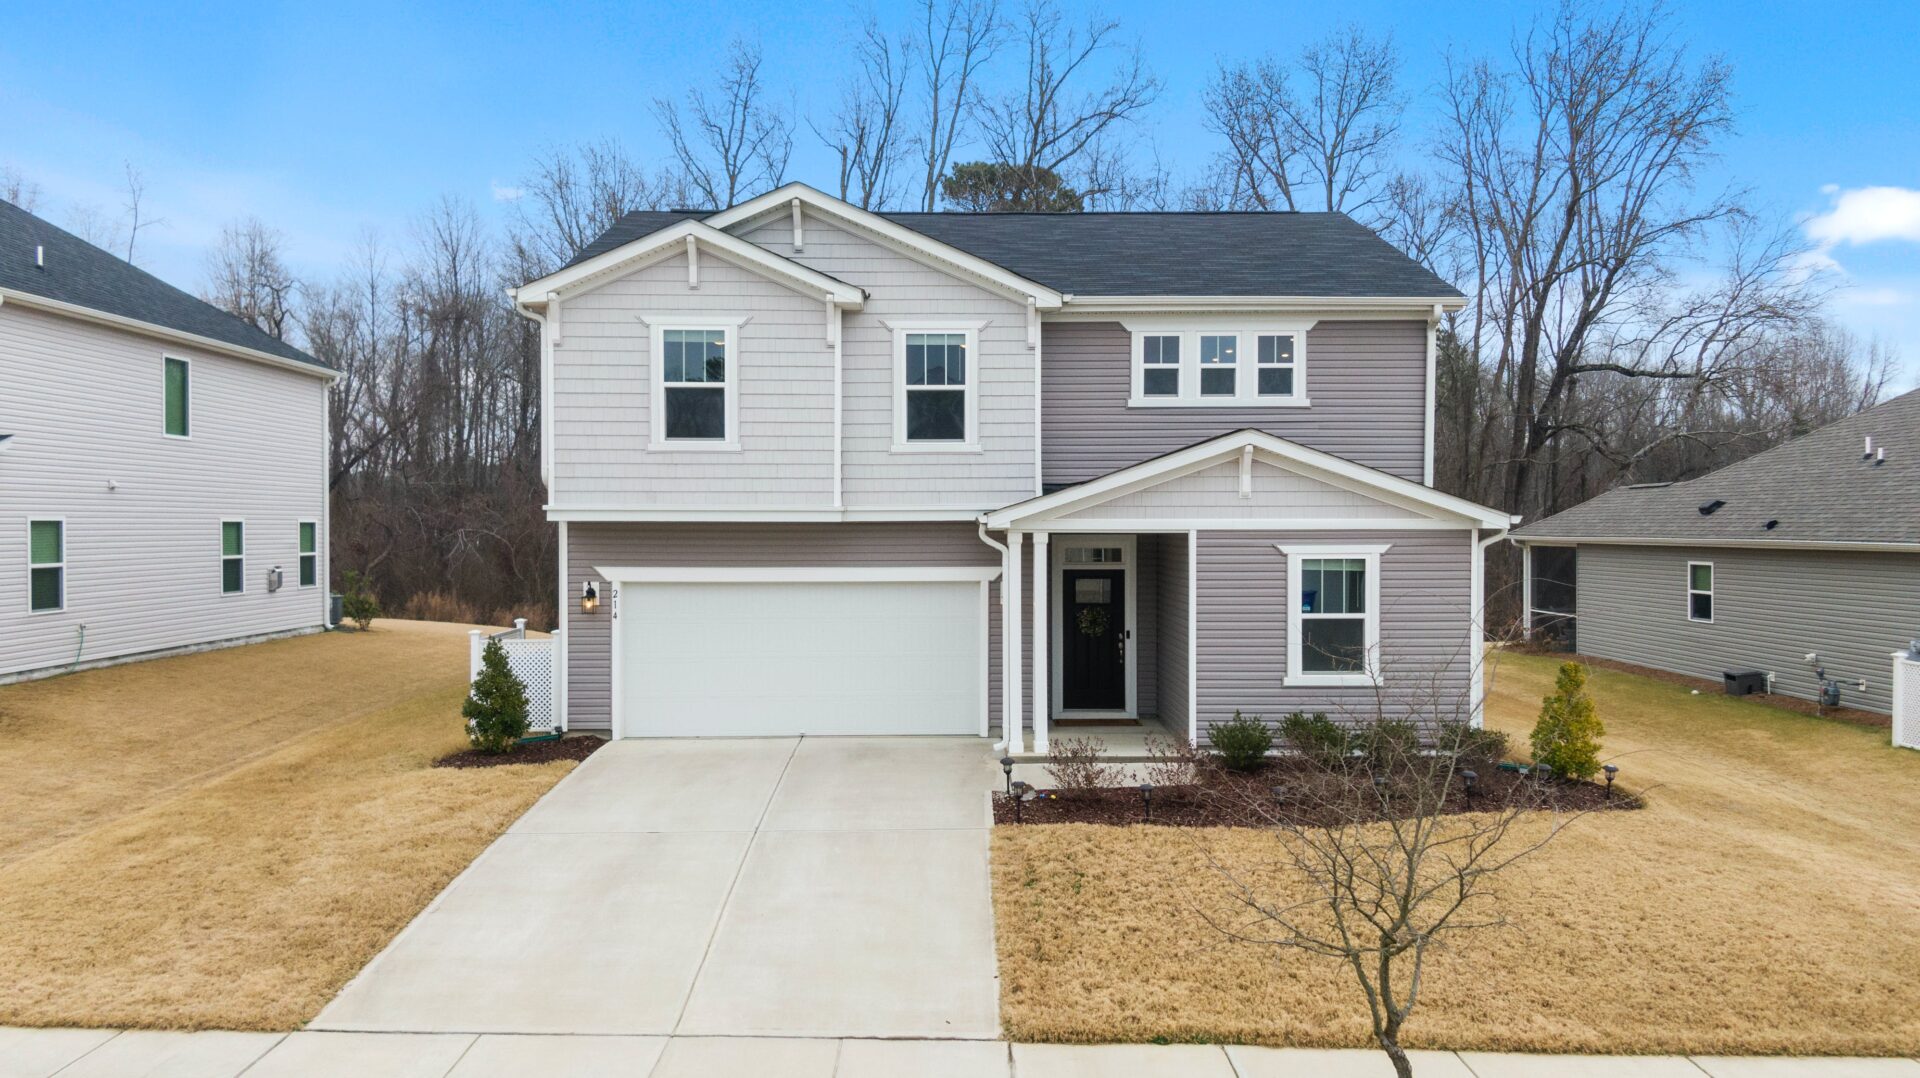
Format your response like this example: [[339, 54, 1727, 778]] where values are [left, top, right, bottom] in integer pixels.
[[621, 580, 982, 737]]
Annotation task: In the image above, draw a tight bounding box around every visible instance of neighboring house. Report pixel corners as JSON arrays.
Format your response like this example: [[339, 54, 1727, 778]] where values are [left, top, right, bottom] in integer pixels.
[[1512, 388, 1920, 715], [510, 183, 1512, 751], [0, 199, 335, 682]]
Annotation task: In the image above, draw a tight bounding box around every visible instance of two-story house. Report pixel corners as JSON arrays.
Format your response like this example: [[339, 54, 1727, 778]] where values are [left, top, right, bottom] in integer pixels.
[[511, 184, 1511, 752], [0, 199, 334, 681]]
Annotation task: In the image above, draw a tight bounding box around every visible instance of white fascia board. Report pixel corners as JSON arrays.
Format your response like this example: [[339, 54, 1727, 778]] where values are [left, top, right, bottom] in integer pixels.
[[512, 219, 865, 308], [1033, 517, 1474, 533], [1511, 535, 1920, 554], [595, 565, 1001, 584], [704, 183, 1065, 309], [1059, 294, 1469, 315], [984, 429, 1510, 530], [0, 287, 338, 381], [547, 506, 984, 523]]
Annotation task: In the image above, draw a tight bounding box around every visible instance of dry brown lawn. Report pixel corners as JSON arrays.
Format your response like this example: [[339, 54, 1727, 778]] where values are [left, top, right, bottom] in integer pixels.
[[993, 651, 1920, 1055], [0, 620, 580, 1030]]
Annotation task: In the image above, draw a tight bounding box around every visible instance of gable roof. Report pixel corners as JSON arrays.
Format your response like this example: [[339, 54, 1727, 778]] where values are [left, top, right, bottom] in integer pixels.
[[0, 198, 327, 372], [1513, 388, 1920, 550], [557, 185, 1460, 304], [984, 428, 1513, 530], [514, 216, 866, 309]]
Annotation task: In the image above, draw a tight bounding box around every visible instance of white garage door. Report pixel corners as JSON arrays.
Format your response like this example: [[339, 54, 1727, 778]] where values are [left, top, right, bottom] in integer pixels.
[[618, 580, 983, 737]]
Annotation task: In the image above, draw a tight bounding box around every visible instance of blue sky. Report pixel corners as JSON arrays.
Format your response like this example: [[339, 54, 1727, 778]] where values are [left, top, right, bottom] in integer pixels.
[[2, 0, 1916, 385]]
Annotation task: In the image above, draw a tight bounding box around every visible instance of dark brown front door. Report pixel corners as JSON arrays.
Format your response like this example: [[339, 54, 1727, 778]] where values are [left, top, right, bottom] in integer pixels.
[[1061, 569, 1125, 710]]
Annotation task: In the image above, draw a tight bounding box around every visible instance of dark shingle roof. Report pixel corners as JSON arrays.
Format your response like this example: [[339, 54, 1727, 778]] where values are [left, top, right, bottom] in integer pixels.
[[0, 199, 325, 369], [1513, 388, 1920, 547], [562, 206, 1461, 299]]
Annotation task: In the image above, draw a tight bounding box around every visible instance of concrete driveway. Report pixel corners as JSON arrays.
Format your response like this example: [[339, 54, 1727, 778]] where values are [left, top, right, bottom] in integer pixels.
[[313, 737, 1002, 1040]]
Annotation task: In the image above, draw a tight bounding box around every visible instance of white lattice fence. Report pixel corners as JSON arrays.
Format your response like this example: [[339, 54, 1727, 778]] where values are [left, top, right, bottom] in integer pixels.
[[470, 622, 561, 734], [1895, 652, 1920, 751]]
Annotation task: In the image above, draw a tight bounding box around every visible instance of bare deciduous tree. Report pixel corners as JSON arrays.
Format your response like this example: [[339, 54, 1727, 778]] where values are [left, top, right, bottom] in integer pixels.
[[976, 0, 1160, 205], [916, 0, 1001, 211], [119, 162, 162, 264], [1, 164, 41, 211], [653, 38, 794, 210], [203, 217, 298, 340], [816, 19, 914, 210], [506, 141, 686, 275]]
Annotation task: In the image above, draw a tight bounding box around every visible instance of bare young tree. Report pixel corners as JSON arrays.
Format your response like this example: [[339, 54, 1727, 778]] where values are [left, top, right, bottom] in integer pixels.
[[975, 0, 1160, 205], [119, 162, 162, 264], [815, 19, 913, 210], [203, 217, 298, 340], [1, 164, 41, 211], [916, 0, 1002, 211], [1203, 26, 1402, 214], [653, 38, 794, 210], [506, 140, 686, 275]]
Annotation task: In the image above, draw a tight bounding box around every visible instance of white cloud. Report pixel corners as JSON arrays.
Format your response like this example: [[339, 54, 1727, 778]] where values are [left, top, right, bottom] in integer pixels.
[[490, 183, 524, 203], [1804, 185, 1920, 247], [1836, 286, 1912, 308]]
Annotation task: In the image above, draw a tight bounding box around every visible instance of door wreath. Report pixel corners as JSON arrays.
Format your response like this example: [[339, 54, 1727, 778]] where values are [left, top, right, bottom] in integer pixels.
[[1076, 606, 1110, 638]]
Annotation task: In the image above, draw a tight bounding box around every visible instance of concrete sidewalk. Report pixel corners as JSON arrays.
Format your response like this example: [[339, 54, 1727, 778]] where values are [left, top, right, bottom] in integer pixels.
[[5, 1027, 1919, 1077]]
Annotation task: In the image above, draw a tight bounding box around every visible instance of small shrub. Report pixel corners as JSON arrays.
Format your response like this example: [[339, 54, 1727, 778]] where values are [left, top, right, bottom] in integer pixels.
[[1045, 736, 1119, 789], [1353, 719, 1422, 772], [1142, 734, 1205, 786], [1280, 711, 1349, 767], [1437, 721, 1510, 766], [1531, 661, 1605, 780], [340, 569, 381, 631], [1209, 711, 1273, 771], [464, 638, 531, 754]]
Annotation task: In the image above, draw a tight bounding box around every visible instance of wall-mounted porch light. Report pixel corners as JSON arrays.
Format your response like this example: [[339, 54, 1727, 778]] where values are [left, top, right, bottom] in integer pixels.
[[580, 581, 600, 613]]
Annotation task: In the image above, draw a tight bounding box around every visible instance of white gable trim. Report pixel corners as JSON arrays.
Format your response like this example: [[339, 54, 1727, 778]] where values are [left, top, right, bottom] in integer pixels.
[[705, 183, 1065, 310], [510, 218, 866, 309], [983, 429, 1513, 530]]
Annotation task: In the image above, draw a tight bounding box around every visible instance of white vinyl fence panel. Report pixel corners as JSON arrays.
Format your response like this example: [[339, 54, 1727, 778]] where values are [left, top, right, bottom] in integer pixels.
[[470, 620, 561, 734], [1895, 652, 1920, 751]]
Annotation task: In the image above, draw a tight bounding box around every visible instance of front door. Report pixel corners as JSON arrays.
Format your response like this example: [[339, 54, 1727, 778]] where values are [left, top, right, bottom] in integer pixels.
[[1061, 569, 1126, 710]]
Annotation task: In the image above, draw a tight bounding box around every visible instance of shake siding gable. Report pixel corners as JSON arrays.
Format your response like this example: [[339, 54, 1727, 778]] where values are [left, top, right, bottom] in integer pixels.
[[739, 215, 1036, 508], [0, 302, 329, 678], [1194, 530, 1472, 735], [1055, 458, 1427, 521], [1042, 320, 1429, 487], [551, 250, 836, 507]]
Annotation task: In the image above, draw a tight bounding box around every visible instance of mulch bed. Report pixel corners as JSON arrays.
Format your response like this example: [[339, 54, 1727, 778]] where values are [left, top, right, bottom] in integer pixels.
[[992, 757, 1640, 828], [1531, 650, 1890, 730], [434, 735, 606, 769]]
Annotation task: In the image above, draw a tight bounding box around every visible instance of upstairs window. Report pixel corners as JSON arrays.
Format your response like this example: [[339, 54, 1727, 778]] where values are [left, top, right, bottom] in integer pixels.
[[1141, 335, 1180, 397], [164, 357, 190, 437], [659, 329, 729, 442], [1131, 326, 1309, 407], [1687, 562, 1714, 622], [1199, 335, 1238, 396], [221, 521, 245, 594], [893, 327, 979, 450], [298, 521, 318, 588], [29, 520, 63, 613], [1257, 334, 1297, 397]]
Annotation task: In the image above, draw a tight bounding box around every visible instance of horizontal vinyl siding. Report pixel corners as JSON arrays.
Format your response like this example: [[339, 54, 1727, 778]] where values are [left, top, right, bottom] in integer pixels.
[[564, 522, 1001, 731], [1573, 544, 1920, 714], [740, 216, 1036, 508], [1042, 320, 1428, 487], [1061, 458, 1426, 520], [1156, 532, 1192, 739], [552, 251, 835, 506], [1195, 530, 1472, 736], [0, 304, 330, 677]]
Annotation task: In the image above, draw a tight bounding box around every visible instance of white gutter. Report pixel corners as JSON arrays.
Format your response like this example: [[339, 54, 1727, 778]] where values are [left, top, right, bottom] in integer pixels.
[[0, 286, 337, 381], [1062, 294, 1470, 313], [1509, 534, 1920, 554], [511, 299, 551, 485]]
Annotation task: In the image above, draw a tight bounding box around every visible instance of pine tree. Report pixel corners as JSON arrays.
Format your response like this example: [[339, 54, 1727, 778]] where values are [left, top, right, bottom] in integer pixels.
[[464, 638, 531, 754], [1530, 662, 1605, 780]]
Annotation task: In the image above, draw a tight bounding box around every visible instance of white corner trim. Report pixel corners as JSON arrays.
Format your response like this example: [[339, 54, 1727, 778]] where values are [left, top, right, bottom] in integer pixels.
[[592, 566, 1002, 584]]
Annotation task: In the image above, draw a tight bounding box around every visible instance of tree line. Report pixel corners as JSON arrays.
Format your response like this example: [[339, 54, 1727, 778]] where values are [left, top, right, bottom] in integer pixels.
[[6, 0, 1896, 629]]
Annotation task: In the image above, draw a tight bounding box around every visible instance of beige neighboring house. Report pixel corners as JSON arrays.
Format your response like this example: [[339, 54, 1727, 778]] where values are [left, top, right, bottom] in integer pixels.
[[0, 198, 336, 681]]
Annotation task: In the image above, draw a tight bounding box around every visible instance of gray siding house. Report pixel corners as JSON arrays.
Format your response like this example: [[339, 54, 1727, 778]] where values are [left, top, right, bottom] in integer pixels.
[[0, 199, 334, 681], [512, 184, 1512, 751], [1513, 388, 1920, 714]]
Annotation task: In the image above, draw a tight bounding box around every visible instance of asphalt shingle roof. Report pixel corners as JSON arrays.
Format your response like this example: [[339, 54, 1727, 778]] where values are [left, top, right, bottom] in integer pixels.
[[564, 206, 1462, 299], [0, 198, 325, 369], [1512, 388, 1920, 547]]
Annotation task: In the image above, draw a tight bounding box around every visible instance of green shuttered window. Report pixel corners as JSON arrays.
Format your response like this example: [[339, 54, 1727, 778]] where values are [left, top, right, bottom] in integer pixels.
[[222, 521, 244, 594], [298, 522, 318, 588], [164, 357, 190, 437], [29, 520, 63, 612]]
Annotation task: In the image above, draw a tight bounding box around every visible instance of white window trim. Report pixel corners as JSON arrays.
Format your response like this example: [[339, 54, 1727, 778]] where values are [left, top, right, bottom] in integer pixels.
[[298, 519, 319, 589], [1128, 323, 1312, 408], [221, 519, 246, 595], [648, 318, 744, 452], [1278, 543, 1389, 687], [27, 517, 65, 615], [162, 355, 192, 439], [1687, 560, 1714, 623], [890, 322, 982, 453]]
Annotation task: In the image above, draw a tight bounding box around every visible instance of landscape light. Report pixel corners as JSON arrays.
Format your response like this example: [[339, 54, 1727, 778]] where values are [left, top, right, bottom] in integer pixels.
[[1603, 763, 1619, 799], [1139, 783, 1154, 823], [1000, 756, 1015, 795], [1461, 770, 1478, 799]]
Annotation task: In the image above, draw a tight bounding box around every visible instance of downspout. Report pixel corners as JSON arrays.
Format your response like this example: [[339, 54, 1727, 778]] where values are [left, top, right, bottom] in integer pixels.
[[978, 521, 1013, 752], [1470, 525, 1512, 728]]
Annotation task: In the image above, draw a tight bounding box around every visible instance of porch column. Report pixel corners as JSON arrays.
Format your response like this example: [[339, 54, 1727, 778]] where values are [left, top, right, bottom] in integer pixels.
[[1005, 531, 1025, 754], [1031, 531, 1050, 753]]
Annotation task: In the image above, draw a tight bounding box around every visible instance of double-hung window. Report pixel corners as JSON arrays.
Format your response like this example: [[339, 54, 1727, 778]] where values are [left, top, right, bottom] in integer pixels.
[[1281, 544, 1386, 686], [658, 328, 730, 443], [893, 326, 979, 450], [164, 357, 190, 437], [221, 521, 245, 594], [298, 521, 318, 588], [1687, 562, 1714, 622], [1131, 327, 1307, 406], [29, 520, 63, 612]]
